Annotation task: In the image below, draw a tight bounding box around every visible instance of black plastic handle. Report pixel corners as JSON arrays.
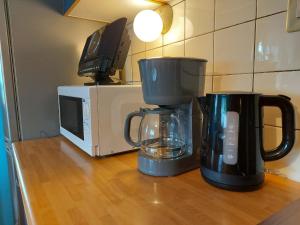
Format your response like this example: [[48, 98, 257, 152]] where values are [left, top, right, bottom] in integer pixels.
[[198, 96, 208, 115], [260, 95, 295, 161], [197, 97, 209, 148], [124, 110, 143, 147]]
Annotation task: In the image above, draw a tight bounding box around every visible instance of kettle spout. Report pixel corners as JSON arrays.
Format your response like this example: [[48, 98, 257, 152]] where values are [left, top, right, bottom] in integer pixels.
[[197, 96, 208, 115]]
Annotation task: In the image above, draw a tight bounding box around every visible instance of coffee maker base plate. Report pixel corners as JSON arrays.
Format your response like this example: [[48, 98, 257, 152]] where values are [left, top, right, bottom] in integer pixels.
[[138, 151, 200, 176], [200, 166, 264, 192]]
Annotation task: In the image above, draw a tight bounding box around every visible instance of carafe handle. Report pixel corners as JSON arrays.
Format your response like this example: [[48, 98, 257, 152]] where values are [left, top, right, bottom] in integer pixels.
[[260, 95, 295, 161], [197, 96, 209, 148], [124, 110, 143, 147], [198, 96, 208, 115]]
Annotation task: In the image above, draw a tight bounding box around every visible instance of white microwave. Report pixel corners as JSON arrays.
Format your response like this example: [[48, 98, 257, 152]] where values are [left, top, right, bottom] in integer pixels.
[[57, 85, 146, 157]]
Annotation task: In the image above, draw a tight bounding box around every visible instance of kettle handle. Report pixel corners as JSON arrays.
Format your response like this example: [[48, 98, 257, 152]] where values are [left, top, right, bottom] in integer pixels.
[[124, 110, 143, 147], [260, 95, 295, 161]]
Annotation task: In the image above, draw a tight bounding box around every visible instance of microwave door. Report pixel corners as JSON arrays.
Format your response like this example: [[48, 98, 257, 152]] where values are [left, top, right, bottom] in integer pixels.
[[59, 96, 84, 140]]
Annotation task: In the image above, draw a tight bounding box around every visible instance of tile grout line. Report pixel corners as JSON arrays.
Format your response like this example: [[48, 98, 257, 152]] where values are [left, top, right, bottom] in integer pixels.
[[213, 73, 254, 77], [264, 124, 300, 131], [210, 69, 300, 76], [252, 0, 258, 92], [257, 10, 287, 20], [212, 0, 216, 92], [264, 124, 283, 129], [254, 68, 300, 74], [215, 18, 256, 32], [183, 0, 186, 57], [170, 0, 185, 7], [186, 31, 215, 43], [214, 10, 287, 33]]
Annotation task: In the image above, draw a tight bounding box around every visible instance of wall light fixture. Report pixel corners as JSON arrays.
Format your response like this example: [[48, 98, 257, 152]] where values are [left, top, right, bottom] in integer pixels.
[[133, 4, 173, 42]]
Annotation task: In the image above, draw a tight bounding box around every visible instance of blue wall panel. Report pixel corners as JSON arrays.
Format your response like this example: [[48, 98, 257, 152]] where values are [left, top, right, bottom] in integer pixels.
[[64, 0, 76, 13], [0, 93, 14, 225]]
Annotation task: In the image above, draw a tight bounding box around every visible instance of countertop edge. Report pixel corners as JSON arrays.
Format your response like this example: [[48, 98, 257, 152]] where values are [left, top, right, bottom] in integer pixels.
[[12, 143, 35, 225]]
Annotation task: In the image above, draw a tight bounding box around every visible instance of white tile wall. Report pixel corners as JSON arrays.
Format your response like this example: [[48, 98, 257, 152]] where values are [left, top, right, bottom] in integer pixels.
[[264, 126, 300, 182], [185, 33, 213, 75], [255, 12, 300, 72], [146, 47, 163, 59], [131, 52, 145, 81], [213, 74, 253, 92], [215, 0, 256, 29], [163, 41, 184, 57], [257, 0, 287, 18], [185, 0, 214, 38], [127, 38, 132, 56], [163, 2, 185, 45], [129, 26, 145, 54], [263, 125, 282, 150], [124, 0, 300, 182], [214, 21, 255, 75], [204, 76, 213, 94], [146, 35, 163, 50], [123, 56, 132, 82], [169, 0, 184, 6]]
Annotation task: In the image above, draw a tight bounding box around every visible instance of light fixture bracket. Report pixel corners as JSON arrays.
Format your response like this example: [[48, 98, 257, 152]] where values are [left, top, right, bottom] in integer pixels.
[[155, 4, 173, 34]]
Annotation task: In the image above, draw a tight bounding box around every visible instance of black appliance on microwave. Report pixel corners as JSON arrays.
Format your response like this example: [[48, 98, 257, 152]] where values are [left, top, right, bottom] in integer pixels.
[[78, 17, 130, 85]]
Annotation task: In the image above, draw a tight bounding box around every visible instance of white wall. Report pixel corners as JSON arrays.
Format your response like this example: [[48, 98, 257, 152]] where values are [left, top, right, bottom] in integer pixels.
[[4, 0, 105, 140], [125, 0, 300, 182]]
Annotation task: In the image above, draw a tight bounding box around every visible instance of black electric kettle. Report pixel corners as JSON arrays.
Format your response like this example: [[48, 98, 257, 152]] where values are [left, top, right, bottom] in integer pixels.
[[198, 92, 295, 191]]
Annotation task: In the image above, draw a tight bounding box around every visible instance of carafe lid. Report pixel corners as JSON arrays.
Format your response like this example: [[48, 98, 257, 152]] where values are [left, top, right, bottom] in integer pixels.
[[139, 57, 208, 63], [141, 107, 175, 115]]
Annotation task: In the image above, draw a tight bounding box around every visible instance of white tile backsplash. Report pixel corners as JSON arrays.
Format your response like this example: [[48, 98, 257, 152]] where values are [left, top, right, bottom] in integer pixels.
[[214, 21, 255, 75], [126, 0, 300, 182], [185, 0, 214, 38], [257, 0, 287, 18], [163, 2, 185, 45], [255, 12, 300, 72], [163, 41, 185, 57], [131, 52, 145, 81], [264, 126, 300, 182], [215, 0, 256, 29], [169, 0, 184, 6], [146, 47, 163, 59], [123, 56, 132, 82], [185, 33, 213, 75], [254, 71, 300, 129], [130, 27, 145, 54], [146, 35, 163, 50], [204, 76, 213, 94], [263, 125, 282, 150], [213, 74, 253, 92]]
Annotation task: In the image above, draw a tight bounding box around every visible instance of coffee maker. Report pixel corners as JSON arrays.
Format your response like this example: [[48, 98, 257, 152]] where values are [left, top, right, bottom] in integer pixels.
[[124, 57, 207, 176]]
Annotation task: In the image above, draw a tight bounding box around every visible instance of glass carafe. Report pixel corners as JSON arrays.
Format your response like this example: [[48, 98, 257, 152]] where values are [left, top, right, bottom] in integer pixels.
[[124, 108, 185, 159]]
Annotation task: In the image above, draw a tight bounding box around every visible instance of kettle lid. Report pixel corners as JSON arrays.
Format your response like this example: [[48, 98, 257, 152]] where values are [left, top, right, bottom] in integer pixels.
[[206, 91, 262, 96]]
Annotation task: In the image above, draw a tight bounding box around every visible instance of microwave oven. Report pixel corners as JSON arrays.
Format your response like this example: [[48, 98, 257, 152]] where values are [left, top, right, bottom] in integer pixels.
[[57, 85, 146, 156]]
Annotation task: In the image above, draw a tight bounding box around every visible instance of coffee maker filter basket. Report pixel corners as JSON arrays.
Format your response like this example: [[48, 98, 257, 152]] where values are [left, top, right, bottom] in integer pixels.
[[138, 57, 207, 106]]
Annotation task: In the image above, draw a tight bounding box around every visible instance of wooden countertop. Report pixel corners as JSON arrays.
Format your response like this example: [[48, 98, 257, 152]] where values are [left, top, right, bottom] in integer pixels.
[[12, 136, 300, 225]]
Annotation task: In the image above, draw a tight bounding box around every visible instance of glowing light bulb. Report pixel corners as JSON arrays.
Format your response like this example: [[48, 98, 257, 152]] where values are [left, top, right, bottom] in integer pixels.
[[133, 10, 163, 42]]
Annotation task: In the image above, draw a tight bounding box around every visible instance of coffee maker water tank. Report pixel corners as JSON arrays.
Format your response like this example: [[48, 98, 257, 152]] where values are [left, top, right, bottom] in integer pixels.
[[138, 57, 207, 105]]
